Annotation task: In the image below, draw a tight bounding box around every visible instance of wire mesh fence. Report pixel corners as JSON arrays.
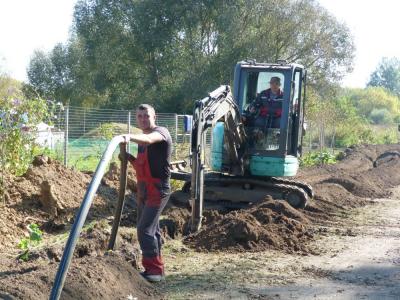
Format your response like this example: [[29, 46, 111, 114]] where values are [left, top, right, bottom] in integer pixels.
[[39, 106, 193, 171], [38, 105, 400, 171]]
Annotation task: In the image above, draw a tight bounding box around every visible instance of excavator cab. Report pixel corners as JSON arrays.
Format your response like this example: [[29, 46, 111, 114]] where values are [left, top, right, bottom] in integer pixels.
[[232, 60, 306, 177]]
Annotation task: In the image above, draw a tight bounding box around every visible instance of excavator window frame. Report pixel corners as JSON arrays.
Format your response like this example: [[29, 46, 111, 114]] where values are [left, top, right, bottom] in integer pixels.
[[236, 66, 293, 157]]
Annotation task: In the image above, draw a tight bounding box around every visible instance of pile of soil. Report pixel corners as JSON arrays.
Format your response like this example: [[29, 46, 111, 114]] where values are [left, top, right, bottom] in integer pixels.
[[164, 144, 400, 253], [0, 222, 157, 300], [160, 208, 191, 238], [184, 198, 313, 253], [0, 156, 158, 299], [0, 252, 158, 300], [3, 144, 400, 298], [102, 161, 138, 193], [0, 155, 137, 253], [299, 144, 400, 221]]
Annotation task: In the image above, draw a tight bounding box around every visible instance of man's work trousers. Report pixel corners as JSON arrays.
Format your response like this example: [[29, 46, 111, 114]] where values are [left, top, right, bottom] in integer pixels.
[[137, 194, 170, 275]]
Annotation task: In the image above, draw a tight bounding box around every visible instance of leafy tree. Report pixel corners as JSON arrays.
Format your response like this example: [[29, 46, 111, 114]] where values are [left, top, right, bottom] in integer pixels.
[[342, 87, 400, 123], [368, 57, 400, 96], [26, 50, 55, 99], [26, 0, 355, 113]]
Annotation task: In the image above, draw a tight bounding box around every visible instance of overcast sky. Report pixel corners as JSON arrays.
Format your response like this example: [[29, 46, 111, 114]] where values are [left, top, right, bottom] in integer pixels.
[[0, 0, 399, 88]]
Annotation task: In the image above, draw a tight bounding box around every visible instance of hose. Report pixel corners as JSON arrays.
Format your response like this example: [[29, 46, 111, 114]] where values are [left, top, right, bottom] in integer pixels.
[[49, 135, 126, 300]]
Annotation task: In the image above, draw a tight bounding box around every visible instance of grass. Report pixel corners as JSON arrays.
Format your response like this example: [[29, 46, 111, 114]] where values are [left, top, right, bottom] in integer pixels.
[[159, 239, 290, 299], [40, 138, 139, 172]]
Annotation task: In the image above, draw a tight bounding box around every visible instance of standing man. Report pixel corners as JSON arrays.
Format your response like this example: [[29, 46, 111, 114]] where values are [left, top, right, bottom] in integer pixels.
[[123, 104, 172, 282]]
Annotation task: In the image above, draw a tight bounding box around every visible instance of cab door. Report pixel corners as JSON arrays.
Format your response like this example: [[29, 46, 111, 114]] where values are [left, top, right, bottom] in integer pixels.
[[289, 68, 305, 157]]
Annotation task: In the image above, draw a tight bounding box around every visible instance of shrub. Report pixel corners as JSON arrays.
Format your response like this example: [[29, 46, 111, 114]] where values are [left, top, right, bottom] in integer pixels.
[[369, 108, 392, 124], [0, 82, 50, 176], [300, 150, 337, 167]]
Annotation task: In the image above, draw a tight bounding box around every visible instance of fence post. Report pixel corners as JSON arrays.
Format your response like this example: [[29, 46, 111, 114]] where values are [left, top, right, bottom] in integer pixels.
[[175, 114, 178, 159], [127, 111, 131, 152], [83, 108, 86, 134], [63, 106, 69, 167]]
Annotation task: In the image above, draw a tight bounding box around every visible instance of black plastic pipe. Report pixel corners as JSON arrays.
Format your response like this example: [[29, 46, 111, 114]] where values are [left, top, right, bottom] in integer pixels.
[[49, 135, 126, 300]]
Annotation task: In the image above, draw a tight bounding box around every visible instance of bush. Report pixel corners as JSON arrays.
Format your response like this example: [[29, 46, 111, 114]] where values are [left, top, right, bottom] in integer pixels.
[[334, 122, 398, 147], [0, 80, 50, 176], [369, 108, 392, 124], [300, 150, 337, 167]]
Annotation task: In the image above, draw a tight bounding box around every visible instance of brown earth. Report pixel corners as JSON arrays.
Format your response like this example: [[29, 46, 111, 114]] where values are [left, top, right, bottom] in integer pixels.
[[2, 144, 400, 299], [164, 144, 400, 253], [0, 157, 138, 253], [0, 215, 156, 299], [0, 156, 153, 300], [0, 252, 158, 300], [185, 197, 314, 253]]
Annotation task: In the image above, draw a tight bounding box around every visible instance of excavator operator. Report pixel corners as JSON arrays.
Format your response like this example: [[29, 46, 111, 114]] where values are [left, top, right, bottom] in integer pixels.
[[244, 76, 283, 129]]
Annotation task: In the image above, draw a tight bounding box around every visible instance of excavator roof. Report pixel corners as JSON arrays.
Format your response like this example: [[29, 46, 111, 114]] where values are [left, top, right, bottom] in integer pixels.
[[237, 60, 304, 70]]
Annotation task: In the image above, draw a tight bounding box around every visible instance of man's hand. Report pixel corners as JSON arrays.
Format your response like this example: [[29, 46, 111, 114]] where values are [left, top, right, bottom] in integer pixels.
[[122, 134, 131, 143]]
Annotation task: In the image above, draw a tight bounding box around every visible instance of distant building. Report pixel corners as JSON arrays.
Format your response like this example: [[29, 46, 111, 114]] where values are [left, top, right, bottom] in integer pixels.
[[35, 122, 64, 149]]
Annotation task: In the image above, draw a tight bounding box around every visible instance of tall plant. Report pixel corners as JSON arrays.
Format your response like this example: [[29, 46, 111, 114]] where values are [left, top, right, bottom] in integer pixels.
[[0, 79, 50, 177]]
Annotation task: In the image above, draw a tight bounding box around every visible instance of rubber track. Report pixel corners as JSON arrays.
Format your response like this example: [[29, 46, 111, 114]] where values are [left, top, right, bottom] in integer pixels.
[[204, 177, 310, 208], [269, 177, 314, 198]]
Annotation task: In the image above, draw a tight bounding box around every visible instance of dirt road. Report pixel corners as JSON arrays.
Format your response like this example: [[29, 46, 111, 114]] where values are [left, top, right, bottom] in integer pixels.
[[160, 188, 400, 299]]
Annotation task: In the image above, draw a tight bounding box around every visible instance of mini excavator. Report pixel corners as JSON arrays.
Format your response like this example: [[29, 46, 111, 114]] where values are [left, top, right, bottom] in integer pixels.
[[171, 60, 313, 231]]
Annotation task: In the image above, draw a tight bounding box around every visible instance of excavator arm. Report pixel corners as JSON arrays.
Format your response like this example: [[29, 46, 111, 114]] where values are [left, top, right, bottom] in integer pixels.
[[190, 85, 245, 231]]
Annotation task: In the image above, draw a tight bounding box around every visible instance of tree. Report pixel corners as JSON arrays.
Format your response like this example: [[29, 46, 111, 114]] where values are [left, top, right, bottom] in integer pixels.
[[342, 87, 400, 123], [368, 57, 400, 96], [26, 0, 355, 113], [26, 50, 55, 99]]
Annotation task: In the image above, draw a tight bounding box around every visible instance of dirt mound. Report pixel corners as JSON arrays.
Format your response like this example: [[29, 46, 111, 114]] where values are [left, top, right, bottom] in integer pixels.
[[185, 198, 313, 253], [321, 174, 387, 199], [298, 144, 400, 203], [0, 253, 159, 300], [102, 161, 137, 193], [0, 156, 162, 299], [3, 143, 400, 298], [0, 155, 127, 253], [179, 144, 400, 253], [373, 151, 400, 167], [0, 222, 154, 300]]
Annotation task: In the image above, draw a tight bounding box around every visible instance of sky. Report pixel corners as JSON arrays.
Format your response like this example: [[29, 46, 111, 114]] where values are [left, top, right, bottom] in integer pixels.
[[0, 0, 75, 81], [0, 1, 399, 88], [318, 0, 400, 87]]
